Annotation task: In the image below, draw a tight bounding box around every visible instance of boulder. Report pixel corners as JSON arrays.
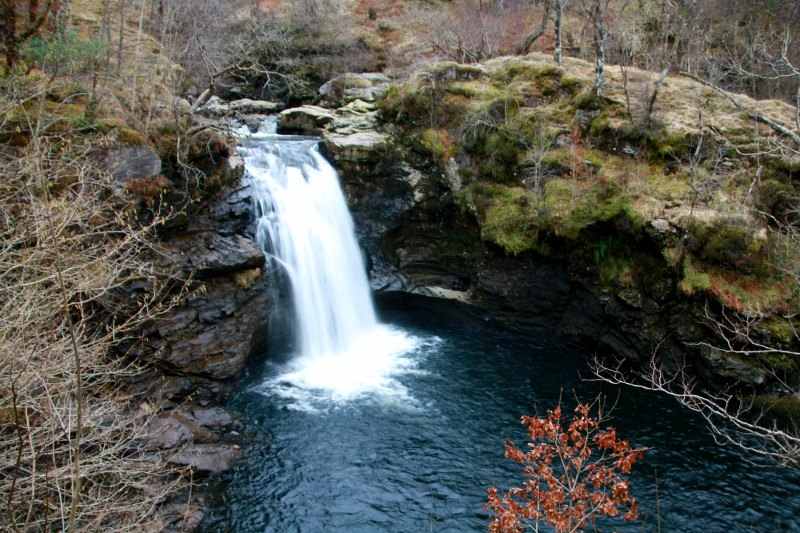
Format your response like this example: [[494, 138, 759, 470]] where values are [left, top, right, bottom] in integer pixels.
[[195, 95, 228, 117], [228, 98, 283, 115], [173, 97, 193, 116], [278, 105, 336, 135], [159, 502, 205, 532], [105, 145, 162, 184], [185, 406, 234, 428], [196, 96, 282, 118], [331, 101, 380, 135], [145, 406, 235, 449], [319, 73, 390, 106], [168, 443, 241, 474], [323, 131, 388, 163], [146, 414, 198, 449]]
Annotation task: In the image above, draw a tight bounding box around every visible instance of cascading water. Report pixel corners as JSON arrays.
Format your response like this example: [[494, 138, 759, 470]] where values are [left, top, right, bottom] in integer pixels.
[[237, 119, 423, 407]]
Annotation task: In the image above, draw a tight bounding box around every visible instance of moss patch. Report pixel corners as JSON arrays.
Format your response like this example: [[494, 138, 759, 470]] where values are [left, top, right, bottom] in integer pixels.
[[680, 258, 711, 295], [543, 179, 638, 239], [461, 183, 541, 255], [751, 395, 800, 426], [686, 219, 768, 273], [418, 128, 455, 162]]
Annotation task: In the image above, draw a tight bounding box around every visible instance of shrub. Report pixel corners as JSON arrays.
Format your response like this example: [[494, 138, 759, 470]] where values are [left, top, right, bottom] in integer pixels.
[[487, 402, 646, 533], [23, 30, 105, 76]]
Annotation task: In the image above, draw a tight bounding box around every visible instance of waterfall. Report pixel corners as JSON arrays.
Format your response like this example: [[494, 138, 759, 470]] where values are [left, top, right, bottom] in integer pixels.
[[238, 118, 423, 406], [241, 119, 377, 356]]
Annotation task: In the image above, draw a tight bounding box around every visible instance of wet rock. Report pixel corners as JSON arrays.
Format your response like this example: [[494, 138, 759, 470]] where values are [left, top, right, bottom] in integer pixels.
[[159, 502, 205, 532], [278, 105, 336, 135], [699, 347, 768, 386], [145, 404, 237, 450], [168, 443, 241, 474], [173, 97, 193, 116], [154, 279, 269, 379], [223, 154, 245, 183], [165, 233, 265, 278], [228, 98, 283, 115], [196, 96, 282, 118], [648, 218, 675, 239], [146, 414, 194, 449], [195, 96, 226, 116], [211, 181, 255, 234], [331, 102, 380, 134], [185, 406, 234, 428], [444, 158, 463, 193]]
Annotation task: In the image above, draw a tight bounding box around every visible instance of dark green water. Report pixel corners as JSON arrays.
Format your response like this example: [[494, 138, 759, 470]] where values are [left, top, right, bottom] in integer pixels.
[[202, 294, 800, 532]]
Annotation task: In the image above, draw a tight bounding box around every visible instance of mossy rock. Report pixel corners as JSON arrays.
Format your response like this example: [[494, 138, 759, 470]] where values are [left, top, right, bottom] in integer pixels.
[[591, 236, 636, 288], [756, 179, 796, 221], [115, 127, 148, 146], [462, 176, 642, 255], [493, 60, 562, 84], [679, 257, 711, 295], [46, 81, 88, 104], [758, 316, 799, 345], [686, 218, 767, 273], [751, 395, 800, 427], [461, 183, 542, 255], [423, 61, 486, 82], [379, 83, 469, 129], [446, 81, 505, 100], [543, 179, 639, 240], [756, 352, 799, 373], [417, 128, 455, 162], [707, 271, 794, 315]]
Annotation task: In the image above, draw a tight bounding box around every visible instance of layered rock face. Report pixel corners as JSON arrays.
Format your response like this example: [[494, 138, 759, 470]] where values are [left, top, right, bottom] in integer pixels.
[[105, 112, 272, 517], [286, 59, 799, 393]]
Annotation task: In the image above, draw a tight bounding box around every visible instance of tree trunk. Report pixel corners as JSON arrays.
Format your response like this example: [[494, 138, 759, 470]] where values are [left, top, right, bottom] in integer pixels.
[[117, 0, 125, 74], [29, 0, 40, 24], [56, 0, 70, 35], [795, 85, 799, 131], [1, 0, 18, 68], [1, 0, 55, 68], [554, 1, 562, 65], [592, 1, 607, 96], [519, 0, 551, 54]]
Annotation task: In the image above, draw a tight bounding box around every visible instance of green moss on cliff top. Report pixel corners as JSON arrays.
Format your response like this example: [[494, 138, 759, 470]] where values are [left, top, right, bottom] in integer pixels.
[[378, 54, 799, 320], [461, 177, 639, 254]]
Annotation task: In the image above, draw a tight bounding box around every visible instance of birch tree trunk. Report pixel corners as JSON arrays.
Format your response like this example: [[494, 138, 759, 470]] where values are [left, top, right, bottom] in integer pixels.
[[554, 0, 563, 65]]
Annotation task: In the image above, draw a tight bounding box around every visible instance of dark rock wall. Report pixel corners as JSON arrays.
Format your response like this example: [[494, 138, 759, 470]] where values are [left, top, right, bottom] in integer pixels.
[[327, 144, 772, 391]]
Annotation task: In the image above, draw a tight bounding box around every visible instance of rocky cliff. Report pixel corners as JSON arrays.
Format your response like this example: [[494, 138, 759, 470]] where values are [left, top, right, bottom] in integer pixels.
[[99, 110, 277, 529], [278, 56, 800, 397]]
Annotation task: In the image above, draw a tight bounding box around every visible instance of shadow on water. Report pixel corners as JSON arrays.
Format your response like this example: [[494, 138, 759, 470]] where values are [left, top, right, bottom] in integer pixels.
[[202, 292, 800, 533]]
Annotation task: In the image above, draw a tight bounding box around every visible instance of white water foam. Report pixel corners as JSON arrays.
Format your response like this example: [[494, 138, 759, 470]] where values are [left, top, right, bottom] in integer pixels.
[[238, 119, 430, 409]]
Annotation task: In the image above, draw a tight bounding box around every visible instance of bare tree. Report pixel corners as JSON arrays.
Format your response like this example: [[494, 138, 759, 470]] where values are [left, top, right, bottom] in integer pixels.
[[553, 0, 569, 65], [519, 0, 552, 54], [593, 349, 800, 466], [0, 101, 188, 529], [0, 0, 56, 67], [522, 126, 554, 196], [419, 0, 518, 63], [587, 0, 609, 95], [726, 29, 800, 133]]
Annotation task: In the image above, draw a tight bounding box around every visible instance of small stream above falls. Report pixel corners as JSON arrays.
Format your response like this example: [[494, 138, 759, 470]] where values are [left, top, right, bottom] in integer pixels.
[[205, 121, 800, 532]]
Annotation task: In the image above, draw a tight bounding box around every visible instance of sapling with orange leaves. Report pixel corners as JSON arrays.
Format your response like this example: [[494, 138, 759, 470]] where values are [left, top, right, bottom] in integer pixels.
[[487, 402, 646, 533]]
